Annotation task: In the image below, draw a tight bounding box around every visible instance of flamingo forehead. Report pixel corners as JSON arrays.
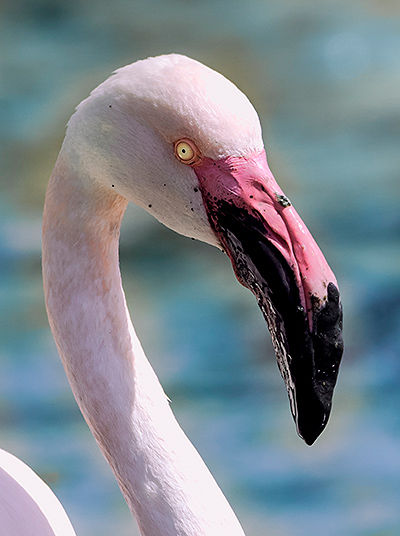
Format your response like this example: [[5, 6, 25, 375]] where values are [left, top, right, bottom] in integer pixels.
[[90, 54, 264, 159]]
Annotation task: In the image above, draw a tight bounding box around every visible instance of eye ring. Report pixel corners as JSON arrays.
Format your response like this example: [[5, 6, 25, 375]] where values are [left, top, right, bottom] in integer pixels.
[[174, 138, 202, 166]]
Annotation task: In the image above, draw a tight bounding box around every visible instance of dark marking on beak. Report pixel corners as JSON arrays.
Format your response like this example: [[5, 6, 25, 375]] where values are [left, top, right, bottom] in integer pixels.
[[276, 193, 291, 208], [207, 200, 343, 445]]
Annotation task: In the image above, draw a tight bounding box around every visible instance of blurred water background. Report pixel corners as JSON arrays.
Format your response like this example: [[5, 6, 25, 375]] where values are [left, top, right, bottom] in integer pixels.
[[1, 0, 400, 534]]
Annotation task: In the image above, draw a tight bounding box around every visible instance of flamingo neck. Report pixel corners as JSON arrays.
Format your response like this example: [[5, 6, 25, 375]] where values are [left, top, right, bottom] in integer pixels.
[[42, 154, 245, 536]]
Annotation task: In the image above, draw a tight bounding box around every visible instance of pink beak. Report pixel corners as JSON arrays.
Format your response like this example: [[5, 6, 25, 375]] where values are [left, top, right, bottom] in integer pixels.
[[194, 150, 343, 445]]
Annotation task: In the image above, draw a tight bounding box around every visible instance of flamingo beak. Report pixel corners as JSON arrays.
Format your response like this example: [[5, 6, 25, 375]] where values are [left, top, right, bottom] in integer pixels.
[[194, 150, 343, 445]]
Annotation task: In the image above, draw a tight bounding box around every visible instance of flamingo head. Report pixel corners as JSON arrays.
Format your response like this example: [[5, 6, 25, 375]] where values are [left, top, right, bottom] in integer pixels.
[[65, 54, 343, 445]]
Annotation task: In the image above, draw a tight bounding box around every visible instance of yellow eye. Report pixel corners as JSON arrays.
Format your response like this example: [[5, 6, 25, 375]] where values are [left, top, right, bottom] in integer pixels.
[[176, 141, 194, 160], [174, 139, 201, 165]]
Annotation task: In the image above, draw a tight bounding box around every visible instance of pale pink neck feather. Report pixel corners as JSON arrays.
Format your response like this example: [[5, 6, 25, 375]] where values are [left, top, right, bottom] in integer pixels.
[[42, 154, 245, 536]]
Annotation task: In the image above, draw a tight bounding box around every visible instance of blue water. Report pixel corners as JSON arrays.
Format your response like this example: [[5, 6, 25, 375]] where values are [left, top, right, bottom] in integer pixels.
[[1, 1, 400, 535]]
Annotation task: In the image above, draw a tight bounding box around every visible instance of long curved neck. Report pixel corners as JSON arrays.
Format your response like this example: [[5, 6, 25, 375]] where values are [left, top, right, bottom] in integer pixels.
[[42, 154, 245, 536]]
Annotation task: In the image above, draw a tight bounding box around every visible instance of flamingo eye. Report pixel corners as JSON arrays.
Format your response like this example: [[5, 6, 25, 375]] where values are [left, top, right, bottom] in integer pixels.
[[174, 139, 201, 165]]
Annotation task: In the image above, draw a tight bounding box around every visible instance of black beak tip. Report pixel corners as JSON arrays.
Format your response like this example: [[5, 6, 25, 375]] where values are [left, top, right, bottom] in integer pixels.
[[293, 282, 343, 446], [303, 436, 318, 447], [296, 399, 331, 446], [299, 424, 325, 446], [300, 433, 316, 446]]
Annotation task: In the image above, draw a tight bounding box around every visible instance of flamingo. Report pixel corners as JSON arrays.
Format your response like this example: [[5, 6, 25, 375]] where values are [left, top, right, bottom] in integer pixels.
[[0, 54, 343, 536]]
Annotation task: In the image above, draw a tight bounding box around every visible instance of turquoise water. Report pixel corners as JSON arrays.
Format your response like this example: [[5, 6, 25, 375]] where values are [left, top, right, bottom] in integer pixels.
[[1, 1, 400, 534]]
